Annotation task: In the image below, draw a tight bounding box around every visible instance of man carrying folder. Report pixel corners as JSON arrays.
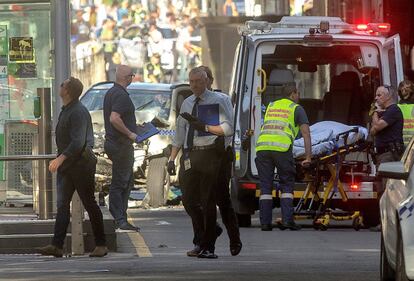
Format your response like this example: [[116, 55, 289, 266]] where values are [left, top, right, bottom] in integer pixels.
[[167, 67, 233, 259]]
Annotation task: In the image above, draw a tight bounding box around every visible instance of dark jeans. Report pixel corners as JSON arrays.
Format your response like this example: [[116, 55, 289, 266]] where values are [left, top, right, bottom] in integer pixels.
[[53, 159, 106, 248], [180, 149, 221, 252], [255, 150, 296, 225], [104, 140, 134, 226]]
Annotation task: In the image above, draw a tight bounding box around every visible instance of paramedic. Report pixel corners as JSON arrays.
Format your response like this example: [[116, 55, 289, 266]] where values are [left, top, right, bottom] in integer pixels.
[[397, 80, 414, 146], [370, 85, 404, 164], [255, 84, 311, 231]]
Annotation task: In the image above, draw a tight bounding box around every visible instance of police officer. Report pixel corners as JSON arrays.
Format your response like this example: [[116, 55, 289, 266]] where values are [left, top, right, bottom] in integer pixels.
[[167, 67, 233, 259], [144, 53, 163, 83], [255, 83, 311, 231], [397, 80, 414, 146], [370, 85, 404, 165]]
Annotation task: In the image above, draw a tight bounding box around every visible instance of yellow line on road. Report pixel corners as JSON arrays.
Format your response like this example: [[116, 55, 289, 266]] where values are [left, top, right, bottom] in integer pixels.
[[127, 217, 152, 257]]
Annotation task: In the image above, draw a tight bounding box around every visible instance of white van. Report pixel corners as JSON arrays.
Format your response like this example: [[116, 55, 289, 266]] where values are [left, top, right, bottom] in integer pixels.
[[230, 16, 404, 227]]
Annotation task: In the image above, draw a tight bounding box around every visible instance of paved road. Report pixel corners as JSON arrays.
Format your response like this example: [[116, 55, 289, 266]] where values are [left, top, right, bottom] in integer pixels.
[[0, 207, 380, 281]]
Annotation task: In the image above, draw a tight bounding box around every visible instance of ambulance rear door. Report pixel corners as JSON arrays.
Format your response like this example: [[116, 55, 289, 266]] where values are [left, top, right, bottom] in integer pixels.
[[383, 34, 404, 88]]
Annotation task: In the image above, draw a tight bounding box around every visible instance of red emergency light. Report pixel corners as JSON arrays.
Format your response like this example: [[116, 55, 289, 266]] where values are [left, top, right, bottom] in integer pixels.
[[353, 23, 391, 35]]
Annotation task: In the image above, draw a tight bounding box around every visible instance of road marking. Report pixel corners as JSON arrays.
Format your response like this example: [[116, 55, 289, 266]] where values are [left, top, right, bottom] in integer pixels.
[[127, 217, 152, 257], [156, 221, 171, 225]]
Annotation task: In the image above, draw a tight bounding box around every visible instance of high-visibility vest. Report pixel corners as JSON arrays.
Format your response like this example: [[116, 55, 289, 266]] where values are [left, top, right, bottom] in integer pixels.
[[398, 103, 414, 145], [256, 98, 299, 152]]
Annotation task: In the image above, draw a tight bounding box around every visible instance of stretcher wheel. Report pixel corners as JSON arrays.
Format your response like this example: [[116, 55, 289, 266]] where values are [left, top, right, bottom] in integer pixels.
[[319, 224, 328, 231], [352, 216, 363, 231], [313, 216, 329, 231]]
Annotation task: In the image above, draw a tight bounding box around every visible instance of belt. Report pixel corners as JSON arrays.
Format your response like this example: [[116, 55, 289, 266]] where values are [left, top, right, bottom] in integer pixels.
[[186, 143, 216, 152]]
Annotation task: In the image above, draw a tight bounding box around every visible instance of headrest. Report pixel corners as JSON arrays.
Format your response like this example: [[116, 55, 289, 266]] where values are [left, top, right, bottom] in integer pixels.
[[330, 72, 360, 92], [268, 69, 294, 85]]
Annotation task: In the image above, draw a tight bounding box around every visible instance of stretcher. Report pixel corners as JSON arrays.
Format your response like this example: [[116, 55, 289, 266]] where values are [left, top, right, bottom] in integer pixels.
[[293, 123, 373, 230]]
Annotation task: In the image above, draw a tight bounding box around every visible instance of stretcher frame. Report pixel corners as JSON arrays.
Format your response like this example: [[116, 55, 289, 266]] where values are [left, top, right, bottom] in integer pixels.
[[293, 127, 370, 230]]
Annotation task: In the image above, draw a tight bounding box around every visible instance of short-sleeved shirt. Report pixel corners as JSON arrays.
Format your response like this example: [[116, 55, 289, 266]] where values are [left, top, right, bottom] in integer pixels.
[[103, 83, 137, 143], [293, 104, 309, 139], [375, 104, 404, 149]]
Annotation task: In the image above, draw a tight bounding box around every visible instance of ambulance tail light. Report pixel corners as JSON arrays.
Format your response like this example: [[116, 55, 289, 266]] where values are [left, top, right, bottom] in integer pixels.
[[356, 24, 369, 31], [350, 183, 359, 191], [241, 182, 257, 190]]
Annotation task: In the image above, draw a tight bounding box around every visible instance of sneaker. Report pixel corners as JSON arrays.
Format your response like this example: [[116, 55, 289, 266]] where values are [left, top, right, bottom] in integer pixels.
[[261, 224, 273, 231], [117, 222, 140, 232], [278, 222, 301, 231], [89, 246, 108, 257], [186, 245, 202, 257], [197, 249, 218, 259], [36, 244, 63, 258]]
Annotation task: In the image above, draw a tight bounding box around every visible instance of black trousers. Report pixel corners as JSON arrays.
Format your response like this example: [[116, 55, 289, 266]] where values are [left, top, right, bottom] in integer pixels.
[[180, 149, 221, 252], [53, 158, 106, 248], [215, 148, 241, 246]]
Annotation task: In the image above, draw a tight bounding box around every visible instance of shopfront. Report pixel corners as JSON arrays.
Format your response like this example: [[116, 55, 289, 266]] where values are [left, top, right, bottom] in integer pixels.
[[0, 0, 70, 210]]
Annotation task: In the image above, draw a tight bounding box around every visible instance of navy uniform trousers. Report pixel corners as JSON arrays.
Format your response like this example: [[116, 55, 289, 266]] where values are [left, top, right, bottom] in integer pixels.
[[255, 149, 296, 225]]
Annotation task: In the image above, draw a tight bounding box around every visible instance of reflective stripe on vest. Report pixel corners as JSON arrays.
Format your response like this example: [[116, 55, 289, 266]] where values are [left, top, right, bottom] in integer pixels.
[[256, 99, 299, 152], [398, 104, 414, 146]]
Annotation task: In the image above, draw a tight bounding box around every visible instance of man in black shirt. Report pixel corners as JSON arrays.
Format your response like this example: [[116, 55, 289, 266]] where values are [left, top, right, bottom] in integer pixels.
[[370, 85, 404, 164], [103, 65, 140, 232], [37, 77, 107, 257]]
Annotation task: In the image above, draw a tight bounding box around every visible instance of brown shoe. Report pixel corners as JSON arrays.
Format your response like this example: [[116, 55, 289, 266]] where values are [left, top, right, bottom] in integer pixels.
[[36, 244, 63, 258], [89, 246, 108, 257]]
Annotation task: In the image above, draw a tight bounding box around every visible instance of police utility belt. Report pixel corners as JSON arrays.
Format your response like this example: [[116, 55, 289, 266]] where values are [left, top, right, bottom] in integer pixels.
[[375, 142, 404, 155], [184, 143, 217, 152]]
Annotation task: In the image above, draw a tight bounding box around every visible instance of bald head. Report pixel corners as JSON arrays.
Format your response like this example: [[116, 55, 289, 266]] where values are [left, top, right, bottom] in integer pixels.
[[116, 65, 135, 88]]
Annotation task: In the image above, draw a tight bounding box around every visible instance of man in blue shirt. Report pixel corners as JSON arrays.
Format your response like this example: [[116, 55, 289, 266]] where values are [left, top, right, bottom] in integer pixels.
[[168, 67, 233, 259], [103, 65, 140, 232], [370, 85, 404, 164]]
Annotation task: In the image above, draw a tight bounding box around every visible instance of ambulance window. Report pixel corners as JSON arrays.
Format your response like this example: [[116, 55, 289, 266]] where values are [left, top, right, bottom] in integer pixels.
[[387, 48, 398, 89]]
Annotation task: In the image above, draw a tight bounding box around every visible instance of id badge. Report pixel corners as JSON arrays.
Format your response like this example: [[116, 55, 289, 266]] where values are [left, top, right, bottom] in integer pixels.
[[183, 152, 191, 171]]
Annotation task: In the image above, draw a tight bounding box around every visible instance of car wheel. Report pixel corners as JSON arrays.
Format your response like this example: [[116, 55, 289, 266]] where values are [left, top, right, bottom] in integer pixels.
[[381, 233, 395, 281], [396, 231, 410, 281], [147, 156, 170, 208], [237, 213, 251, 227]]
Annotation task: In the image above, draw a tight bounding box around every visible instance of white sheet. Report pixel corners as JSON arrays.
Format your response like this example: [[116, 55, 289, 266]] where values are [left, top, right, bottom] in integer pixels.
[[293, 121, 368, 159]]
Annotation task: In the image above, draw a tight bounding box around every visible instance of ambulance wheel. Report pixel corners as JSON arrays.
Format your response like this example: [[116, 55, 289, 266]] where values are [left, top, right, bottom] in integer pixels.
[[237, 213, 251, 227]]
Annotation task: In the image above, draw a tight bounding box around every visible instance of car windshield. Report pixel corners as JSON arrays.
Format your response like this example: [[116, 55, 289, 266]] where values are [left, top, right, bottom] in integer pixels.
[[81, 88, 171, 120]]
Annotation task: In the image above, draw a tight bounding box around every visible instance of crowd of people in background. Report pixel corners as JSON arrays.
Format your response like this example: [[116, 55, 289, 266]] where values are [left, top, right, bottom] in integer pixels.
[[71, 0, 204, 83]]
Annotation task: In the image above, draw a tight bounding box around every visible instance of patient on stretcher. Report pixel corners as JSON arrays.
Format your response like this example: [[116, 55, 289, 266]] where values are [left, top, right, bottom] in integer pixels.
[[293, 121, 368, 159]]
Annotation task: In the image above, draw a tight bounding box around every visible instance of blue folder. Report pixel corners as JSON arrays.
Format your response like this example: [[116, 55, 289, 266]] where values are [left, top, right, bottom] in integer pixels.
[[197, 104, 219, 136], [135, 122, 160, 143]]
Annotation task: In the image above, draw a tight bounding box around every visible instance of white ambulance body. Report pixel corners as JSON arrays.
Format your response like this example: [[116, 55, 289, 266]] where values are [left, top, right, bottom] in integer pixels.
[[229, 16, 404, 227]]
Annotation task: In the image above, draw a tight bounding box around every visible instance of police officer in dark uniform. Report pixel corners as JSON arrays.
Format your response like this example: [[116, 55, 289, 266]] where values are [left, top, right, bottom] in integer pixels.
[[167, 67, 233, 259], [144, 53, 163, 83], [370, 85, 404, 164]]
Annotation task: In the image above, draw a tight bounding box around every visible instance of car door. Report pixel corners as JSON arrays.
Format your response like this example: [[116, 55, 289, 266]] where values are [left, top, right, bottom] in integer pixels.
[[382, 139, 414, 265]]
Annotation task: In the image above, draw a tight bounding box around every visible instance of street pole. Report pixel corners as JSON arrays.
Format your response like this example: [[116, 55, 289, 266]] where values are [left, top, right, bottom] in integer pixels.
[[51, 0, 84, 256]]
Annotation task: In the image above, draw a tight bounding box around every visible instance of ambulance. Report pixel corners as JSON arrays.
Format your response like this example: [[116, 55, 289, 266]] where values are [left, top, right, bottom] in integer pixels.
[[229, 16, 404, 228]]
